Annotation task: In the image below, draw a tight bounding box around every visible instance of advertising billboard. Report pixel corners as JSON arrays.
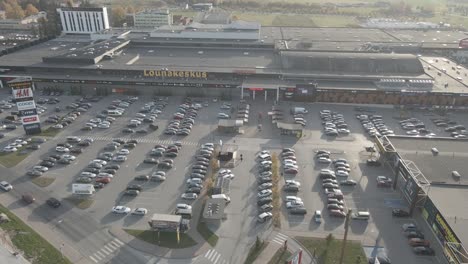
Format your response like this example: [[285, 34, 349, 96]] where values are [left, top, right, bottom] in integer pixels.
[[7, 77, 41, 135]]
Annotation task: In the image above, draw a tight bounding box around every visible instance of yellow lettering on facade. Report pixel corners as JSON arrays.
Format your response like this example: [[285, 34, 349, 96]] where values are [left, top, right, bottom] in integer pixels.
[[202, 72, 207, 78], [142, 70, 207, 79]]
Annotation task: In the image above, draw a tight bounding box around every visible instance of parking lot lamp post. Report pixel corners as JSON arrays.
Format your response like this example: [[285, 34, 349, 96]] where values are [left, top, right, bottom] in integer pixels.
[[339, 209, 352, 264]]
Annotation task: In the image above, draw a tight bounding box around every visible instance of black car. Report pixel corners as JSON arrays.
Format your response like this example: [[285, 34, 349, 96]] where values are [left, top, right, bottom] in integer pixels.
[[58, 159, 71, 164], [257, 197, 273, 206], [366, 159, 382, 166], [165, 152, 178, 158], [50, 154, 62, 160], [258, 177, 273, 184], [187, 187, 202, 194], [406, 231, 425, 239], [136, 129, 148, 134], [78, 141, 91, 147], [143, 158, 159, 164], [127, 184, 143, 191], [149, 124, 159, 130], [122, 128, 135, 133], [46, 198, 61, 208], [392, 209, 410, 217], [283, 185, 299, 192], [83, 168, 100, 174], [105, 164, 120, 170], [94, 183, 105, 189], [158, 162, 173, 169], [260, 204, 273, 212], [40, 161, 55, 168], [413, 246, 435, 256], [26, 144, 40, 150], [127, 139, 138, 144], [113, 139, 125, 144], [123, 143, 137, 149], [102, 169, 117, 175], [27, 170, 42, 176], [290, 207, 307, 215], [70, 148, 82, 154]]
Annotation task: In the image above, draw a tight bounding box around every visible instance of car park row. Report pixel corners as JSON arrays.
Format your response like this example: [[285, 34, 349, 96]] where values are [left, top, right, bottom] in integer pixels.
[[280, 148, 306, 215], [164, 98, 200, 136], [320, 110, 350, 137]]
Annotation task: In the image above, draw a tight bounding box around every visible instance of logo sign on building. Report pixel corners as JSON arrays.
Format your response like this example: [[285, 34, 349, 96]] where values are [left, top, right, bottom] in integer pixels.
[[13, 87, 33, 99], [143, 69, 208, 79], [21, 115, 39, 124], [19, 109, 37, 117], [23, 122, 42, 135], [16, 100, 36, 110]]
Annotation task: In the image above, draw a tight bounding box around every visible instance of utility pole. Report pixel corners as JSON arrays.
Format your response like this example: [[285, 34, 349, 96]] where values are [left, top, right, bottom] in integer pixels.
[[339, 209, 352, 264]]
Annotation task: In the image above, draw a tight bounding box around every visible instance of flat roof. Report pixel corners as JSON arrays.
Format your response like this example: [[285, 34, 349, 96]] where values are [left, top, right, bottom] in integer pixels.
[[151, 213, 182, 222], [384, 29, 467, 44], [390, 137, 468, 244]]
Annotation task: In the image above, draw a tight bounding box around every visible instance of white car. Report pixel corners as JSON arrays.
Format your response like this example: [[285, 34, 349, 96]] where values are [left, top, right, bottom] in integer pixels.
[[132, 208, 148, 215], [406, 130, 419, 135], [258, 189, 273, 198], [317, 157, 332, 164], [285, 180, 301, 186], [335, 170, 349, 177], [97, 173, 113, 178], [176, 203, 192, 210], [91, 159, 107, 165], [61, 154, 76, 161], [202, 143, 214, 148], [80, 172, 96, 178], [113, 155, 127, 162], [55, 146, 70, 153], [0, 181, 12, 191], [117, 149, 130, 155], [33, 166, 48, 172], [217, 113, 230, 119], [286, 200, 304, 209], [181, 193, 198, 200], [218, 169, 231, 176], [98, 123, 110, 129], [86, 123, 97, 128], [260, 161, 272, 166], [52, 124, 64, 129], [338, 129, 350, 134], [2, 146, 17, 152], [135, 113, 146, 118], [285, 196, 302, 203], [112, 206, 131, 214]]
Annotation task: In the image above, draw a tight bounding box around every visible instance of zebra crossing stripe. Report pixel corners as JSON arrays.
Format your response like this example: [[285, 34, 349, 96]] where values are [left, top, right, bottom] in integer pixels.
[[110, 241, 121, 248], [113, 238, 125, 246], [100, 247, 110, 255], [95, 251, 107, 258], [106, 243, 117, 251], [205, 249, 212, 258], [276, 233, 288, 240], [104, 245, 114, 252], [213, 254, 221, 264], [273, 238, 284, 245], [90, 255, 99, 262]]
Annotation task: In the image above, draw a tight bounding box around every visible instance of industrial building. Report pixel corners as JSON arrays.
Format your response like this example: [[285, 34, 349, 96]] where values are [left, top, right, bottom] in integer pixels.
[[56, 7, 110, 34], [133, 10, 171, 29]]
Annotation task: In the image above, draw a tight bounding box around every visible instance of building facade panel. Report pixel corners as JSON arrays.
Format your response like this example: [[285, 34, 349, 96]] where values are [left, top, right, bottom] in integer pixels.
[[57, 7, 110, 34]]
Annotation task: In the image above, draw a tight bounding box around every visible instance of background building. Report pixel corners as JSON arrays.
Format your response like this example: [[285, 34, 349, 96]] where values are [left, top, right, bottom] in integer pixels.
[[57, 7, 109, 34], [133, 10, 171, 28]]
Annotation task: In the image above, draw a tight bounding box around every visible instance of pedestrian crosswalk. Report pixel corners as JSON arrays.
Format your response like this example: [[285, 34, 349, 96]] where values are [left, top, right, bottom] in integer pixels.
[[88, 238, 124, 263], [272, 233, 288, 246], [203, 249, 229, 264], [56, 136, 201, 146]]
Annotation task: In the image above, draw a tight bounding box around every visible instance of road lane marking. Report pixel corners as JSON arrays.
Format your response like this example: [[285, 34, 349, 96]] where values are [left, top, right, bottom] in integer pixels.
[[89, 256, 99, 263], [100, 247, 110, 255], [213, 254, 221, 264], [104, 245, 113, 252]]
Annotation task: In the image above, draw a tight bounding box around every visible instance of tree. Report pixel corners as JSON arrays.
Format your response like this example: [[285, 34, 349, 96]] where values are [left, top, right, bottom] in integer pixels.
[[25, 3, 39, 16], [126, 6, 135, 14], [111, 6, 126, 27], [66, 0, 74, 7], [11, 2, 25, 19]]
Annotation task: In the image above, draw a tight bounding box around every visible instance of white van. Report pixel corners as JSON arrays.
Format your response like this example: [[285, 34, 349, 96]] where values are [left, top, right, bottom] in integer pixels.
[[211, 194, 231, 203], [352, 211, 370, 220], [291, 107, 308, 115]]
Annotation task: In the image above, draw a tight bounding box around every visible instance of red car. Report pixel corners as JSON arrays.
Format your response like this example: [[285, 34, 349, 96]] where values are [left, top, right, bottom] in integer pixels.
[[409, 238, 430, 247], [95, 177, 111, 184], [284, 168, 298, 174], [329, 209, 346, 217]]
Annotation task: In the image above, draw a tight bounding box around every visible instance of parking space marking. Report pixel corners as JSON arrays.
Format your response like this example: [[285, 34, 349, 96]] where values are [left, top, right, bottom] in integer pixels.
[[56, 135, 203, 146]]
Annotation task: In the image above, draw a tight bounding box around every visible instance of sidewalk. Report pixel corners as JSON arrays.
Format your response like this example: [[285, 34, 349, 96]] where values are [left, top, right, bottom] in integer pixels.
[[0, 243, 30, 264], [253, 230, 315, 264]]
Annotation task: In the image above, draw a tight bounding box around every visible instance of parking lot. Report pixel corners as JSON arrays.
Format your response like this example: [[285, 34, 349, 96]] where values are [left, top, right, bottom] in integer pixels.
[[1, 91, 463, 263]]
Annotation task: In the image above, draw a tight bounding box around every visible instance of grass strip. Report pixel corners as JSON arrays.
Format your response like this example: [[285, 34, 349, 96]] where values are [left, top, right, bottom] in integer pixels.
[[124, 229, 197, 248], [271, 152, 281, 228], [267, 247, 292, 264], [244, 237, 268, 264], [0, 148, 29, 168], [64, 198, 94, 209], [295, 234, 367, 264], [0, 204, 72, 264], [31, 177, 55, 187]]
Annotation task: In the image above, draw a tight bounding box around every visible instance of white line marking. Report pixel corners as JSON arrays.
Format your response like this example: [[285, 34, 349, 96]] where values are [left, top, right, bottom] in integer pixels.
[[110, 241, 121, 248], [113, 238, 125, 246], [276, 233, 288, 239], [96, 251, 107, 258], [213, 254, 221, 264], [89, 256, 99, 263], [106, 243, 117, 251], [100, 247, 110, 255], [207, 250, 216, 260], [92, 253, 102, 260], [104, 245, 113, 253], [205, 249, 212, 258], [273, 239, 284, 245]]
